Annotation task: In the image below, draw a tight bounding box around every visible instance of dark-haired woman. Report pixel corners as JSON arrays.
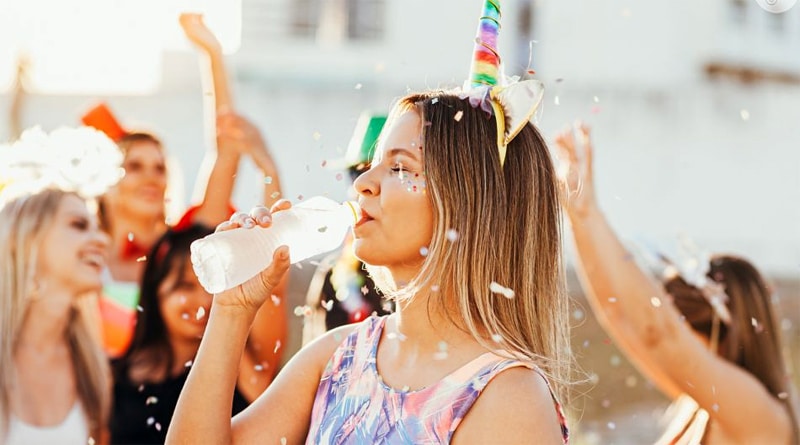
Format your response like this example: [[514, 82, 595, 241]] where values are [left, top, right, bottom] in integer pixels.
[[110, 225, 286, 444]]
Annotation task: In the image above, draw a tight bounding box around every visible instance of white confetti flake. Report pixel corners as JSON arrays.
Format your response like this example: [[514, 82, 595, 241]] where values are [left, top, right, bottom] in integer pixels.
[[264, 176, 273, 184], [489, 281, 515, 299], [127, 232, 134, 242], [454, 111, 464, 122], [146, 417, 155, 426], [274, 340, 282, 354], [280, 438, 287, 445], [146, 396, 158, 405], [554, 95, 560, 106], [431, 284, 440, 292], [184, 360, 193, 368], [445, 229, 459, 242], [650, 297, 662, 307], [271, 295, 281, 306], [322, 300, 334, 311], [491, 334, 503, 343], [607, 422, 616, 430], [155, 423, 162, 432], [355, 83, 363, 90], [254, 364, 264, 372], [419, 246, 429, 257], [740, 109, 750, 121], [136, 256, 147, 263], [195, 307, 206, 320]]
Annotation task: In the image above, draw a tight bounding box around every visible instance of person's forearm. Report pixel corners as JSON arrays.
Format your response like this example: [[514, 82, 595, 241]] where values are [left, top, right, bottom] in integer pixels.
[[208, 52, 233, 113], [568, 205, 675, 343], [166, 304, 256, 445]]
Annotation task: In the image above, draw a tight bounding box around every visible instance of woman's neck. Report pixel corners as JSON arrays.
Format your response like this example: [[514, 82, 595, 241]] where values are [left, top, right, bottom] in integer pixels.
[[108, 213, 167, 252], [16, 295, 73, 354], [168, 336, 202, 377]]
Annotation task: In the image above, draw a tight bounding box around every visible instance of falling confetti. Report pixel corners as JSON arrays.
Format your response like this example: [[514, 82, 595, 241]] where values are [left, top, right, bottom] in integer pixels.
[[607, 422, 616, 430], [322, 300, 334, 311], [127, 232, 134, 242], [184, 360, 193, 368], [355, 83, 363, 90], [146, 396, 158, 405], [264, 176, 273, 184], [321, 160, 327, 168], [610, 355, 621, 367], [573, 309, 584, 320], [312, 132, 321, 141], [625, 375, 638, 388], [270, 191, 281, 200], [419, 246, 429, 257], [335, 173, 344, 181], [271, 295, 281, 306], [601, 399, 611, 408], [361, 285, 369, 295], [446, 229, 459, 242], [293, 306, 312, 317], [254, 364, 264, 372], [431, 98, 439, 105], [155, 423, 162, 432], [196, 307, 206, 320], [274, 340, 281, 354], [650, 297, 662, 307], [136, 305, 144, 312], [318, 225, 329, 233], [554, 96, 560, 106], [740, 109, 750, 121], [608, 297, 617, 303], [281, 437, 287, 445], [146, 417, 155, 426], [136, 256, 147, 263], [431, 284, 440, 292], [433, 341, 449, 360], [454, 111, 464, 122], [593, 95, 600, 103], [491, 334, 503, 343], [489, 281, 515, 299]]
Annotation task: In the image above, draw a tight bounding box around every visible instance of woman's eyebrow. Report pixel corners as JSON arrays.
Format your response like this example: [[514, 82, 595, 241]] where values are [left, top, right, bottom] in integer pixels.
[[386, 147, 422, 159]]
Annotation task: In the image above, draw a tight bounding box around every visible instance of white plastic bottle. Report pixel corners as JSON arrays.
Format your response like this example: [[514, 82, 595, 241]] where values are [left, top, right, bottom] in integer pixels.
[[190, 196, 361, 294]]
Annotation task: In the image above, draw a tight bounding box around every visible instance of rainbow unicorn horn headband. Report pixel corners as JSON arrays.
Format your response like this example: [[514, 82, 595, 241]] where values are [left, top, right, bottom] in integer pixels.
[[460, 0, 544, 167]]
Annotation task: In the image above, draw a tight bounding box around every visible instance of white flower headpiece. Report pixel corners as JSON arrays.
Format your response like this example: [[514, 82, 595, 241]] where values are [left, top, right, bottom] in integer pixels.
[[660, 238, 732, 326], [0, 126, 124, 208]]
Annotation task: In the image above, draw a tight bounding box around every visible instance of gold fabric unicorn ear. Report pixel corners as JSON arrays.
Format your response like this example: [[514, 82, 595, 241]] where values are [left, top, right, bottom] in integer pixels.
[[465, 0, 545, 167]]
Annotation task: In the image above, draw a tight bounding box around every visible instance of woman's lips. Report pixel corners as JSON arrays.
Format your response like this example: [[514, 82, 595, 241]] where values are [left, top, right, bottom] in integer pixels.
[[355, 209, 374, 228]]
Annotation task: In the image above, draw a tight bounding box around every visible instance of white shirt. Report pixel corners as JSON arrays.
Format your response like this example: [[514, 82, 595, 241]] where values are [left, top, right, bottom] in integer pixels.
[[6, 403, 89, 445]]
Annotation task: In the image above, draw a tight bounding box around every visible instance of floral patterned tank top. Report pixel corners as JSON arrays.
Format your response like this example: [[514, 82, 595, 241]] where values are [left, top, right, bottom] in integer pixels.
[[306, 316, 569, 444]]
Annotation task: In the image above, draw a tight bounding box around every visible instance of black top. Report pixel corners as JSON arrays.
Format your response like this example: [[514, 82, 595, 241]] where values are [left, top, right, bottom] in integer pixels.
[[111, 367, 249, 444]]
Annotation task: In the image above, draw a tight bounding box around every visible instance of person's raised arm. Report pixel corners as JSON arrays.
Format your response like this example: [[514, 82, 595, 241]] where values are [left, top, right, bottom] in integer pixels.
[[179, 13, 240, 226], [165, 203, 290, 444], [554, 124, 792, 443]]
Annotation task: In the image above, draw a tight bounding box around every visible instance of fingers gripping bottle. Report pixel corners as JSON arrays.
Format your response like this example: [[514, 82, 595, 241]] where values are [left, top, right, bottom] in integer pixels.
[[191, 196, 360, 294]]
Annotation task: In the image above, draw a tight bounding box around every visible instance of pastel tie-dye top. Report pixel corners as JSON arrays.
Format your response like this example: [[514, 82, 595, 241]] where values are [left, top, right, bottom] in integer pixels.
[[306, 316, 569, 444]]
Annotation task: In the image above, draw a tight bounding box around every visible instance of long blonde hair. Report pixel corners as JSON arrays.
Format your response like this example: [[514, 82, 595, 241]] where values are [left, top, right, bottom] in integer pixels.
[[367, 91, 572, 400], [0, 188, 111, 442]]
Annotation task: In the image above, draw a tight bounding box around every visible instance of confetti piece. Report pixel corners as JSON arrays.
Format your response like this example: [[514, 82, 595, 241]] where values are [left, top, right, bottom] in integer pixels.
[[431, 98, 439, 105], [181, 313, 189, 320], [355, 83, 363, 90], [146, 417, 155, 426], [573, 309, 584, 320], [88, 437, 96, 445], [271, 295, 281, 306], [489, 281, 515, 299], [312, 132, 321, 141], [184, 360, 193, 367], [625, 375, 638, 387], [651, 297, 662, 307], [431, 284, 440, 292], [293, 306, 312, 317], [281, 437, 287, 445], [136, 256, 147, 262], [446, 229, 459, 242], [146, 396, 158, 405], [491, 334, 503, 343], [554, 96, 560, 106], [270, 191, 281, 199], [321, 160, 327, 168], [608, 297, 617, 303], [254, 364, 264, 372], [607, 422, 616, 430], [335, 173, 344, 181], [601, 399, 611, 408], [137, 384, 145, 392], [593, 95, 600, 103], [779, 392, 789, 400], [196, 307, 206, 320], [610, 355, 621, 367], [361, 285, 369, 295], [712, 403, 719, 412], [155, 423, 162, 432], [317, 225, 329, 233], [740, 109, 750, 121], [274, 340, 281, 354], [454, 111, 464, 122], [136, 305, 144, 312], [402, 385, 410, 392], [322, 300, 334, 311], [127, 232, 134, 242], [264, 176, 273, 184], [419, 246, 429, 257]]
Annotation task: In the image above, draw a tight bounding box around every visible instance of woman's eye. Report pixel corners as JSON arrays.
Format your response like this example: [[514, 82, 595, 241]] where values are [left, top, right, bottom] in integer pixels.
[[71, 219, 89, 231]]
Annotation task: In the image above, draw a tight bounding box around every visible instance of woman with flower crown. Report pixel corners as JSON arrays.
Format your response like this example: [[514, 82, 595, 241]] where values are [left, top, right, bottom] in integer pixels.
[[0, 127, 122, 445], [554, 124, 798, 444], [166, 2, 571, 443]]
